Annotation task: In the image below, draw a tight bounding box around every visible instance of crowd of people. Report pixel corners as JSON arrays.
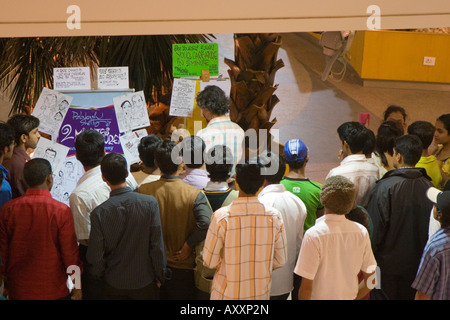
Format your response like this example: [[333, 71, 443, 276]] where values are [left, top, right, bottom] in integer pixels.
[[0, 84, 449, 301]]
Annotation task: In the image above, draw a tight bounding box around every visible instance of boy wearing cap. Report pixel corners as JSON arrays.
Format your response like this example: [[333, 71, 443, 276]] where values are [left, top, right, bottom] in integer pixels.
[[281, 139, 323, 232], [412, 185, 450, 300], [294, 175, 377, 300]]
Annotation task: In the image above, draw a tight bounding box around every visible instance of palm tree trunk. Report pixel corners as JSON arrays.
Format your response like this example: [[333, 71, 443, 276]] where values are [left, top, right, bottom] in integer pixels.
[[225, 33, 284, 153]]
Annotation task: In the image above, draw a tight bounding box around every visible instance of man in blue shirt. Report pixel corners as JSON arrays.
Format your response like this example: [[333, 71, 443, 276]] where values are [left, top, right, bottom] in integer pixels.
[[86, 153, 168, 300], [412, 185, 450, 300], [0, 123, 15, 210]]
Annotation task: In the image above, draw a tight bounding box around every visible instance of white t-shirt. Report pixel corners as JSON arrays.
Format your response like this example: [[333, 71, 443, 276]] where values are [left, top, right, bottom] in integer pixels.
[[70, 166, 138, 243], [294, 214, 377, 300], [258, 183, 307, 296]]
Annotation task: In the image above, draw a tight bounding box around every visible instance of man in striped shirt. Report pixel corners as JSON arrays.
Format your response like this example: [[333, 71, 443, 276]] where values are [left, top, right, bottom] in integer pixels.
[[203, 159, 287, 300], [86, 153, 167, 300], [196, 85, 245, 175]]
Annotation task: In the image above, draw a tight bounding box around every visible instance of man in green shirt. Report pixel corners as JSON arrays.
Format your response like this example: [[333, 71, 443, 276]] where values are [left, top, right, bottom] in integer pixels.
[[281, 139, 324, 232]]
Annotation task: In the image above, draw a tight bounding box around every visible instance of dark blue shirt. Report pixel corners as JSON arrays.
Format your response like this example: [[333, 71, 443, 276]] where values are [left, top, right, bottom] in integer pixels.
[[86, 187, 167, 290], [0, 165, 12, 210]]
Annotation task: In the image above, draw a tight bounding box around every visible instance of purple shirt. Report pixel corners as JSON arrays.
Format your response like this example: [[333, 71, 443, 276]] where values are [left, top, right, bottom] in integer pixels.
[[180, 168, 210, 190]]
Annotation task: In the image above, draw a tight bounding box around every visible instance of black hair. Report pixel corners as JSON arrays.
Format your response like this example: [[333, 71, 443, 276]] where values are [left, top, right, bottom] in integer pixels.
[[262, 153, 286, 184], [196, 85, 229, 116], [437, 114, 450, 132], [407, 121, 435, 149], [180, 136, 206, 169], [74, 129, 105, 167], [337, 121, 369, 154], [155, 139, 181, 175], [24, 158, 52, 187], [375, 120, 404, 167], [205, 145, 233, 182], [383, 105, 407, 122], [235, 158, 264, 195], [7, 114, 40, 146], [0, 122, 15, 158], [286, 159, 306, 170], [346, 206, 370, 231], [394, 134, 423, 166], [138, 134, 162, 167], [101, 153, 128, 185], [362, 128, 376, 156]]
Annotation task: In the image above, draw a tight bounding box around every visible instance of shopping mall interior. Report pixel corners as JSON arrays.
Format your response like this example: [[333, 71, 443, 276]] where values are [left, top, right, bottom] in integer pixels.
[[0, 31, 449, 184]]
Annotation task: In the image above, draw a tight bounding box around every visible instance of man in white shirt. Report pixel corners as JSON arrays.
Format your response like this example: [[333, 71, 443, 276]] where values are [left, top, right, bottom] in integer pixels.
[[196, 85, 245, 175], [69, 129, 137, 299], [258, 153, 307, 300], [327, 121, 379, 207], [294, 175, 377, 300]]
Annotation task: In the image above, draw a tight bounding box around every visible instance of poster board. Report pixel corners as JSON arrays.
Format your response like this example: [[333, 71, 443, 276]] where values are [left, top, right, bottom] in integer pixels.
[[173, 43, 219, 77], [57, 90, 135, 156], [52, 89, 136, 204]]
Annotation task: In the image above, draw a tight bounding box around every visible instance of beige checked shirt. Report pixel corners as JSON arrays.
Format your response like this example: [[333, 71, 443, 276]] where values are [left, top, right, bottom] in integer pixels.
[[203, 197, 287, 300], [196, 115, 245, 168]]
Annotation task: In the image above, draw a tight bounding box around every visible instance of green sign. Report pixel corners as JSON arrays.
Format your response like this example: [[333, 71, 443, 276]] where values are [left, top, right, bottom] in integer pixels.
[[173, 43, 219, 77]]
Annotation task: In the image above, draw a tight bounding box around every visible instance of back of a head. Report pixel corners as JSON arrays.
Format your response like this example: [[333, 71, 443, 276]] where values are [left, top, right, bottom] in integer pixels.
[[362, 128, 376, 156], [205, 145, 234, 182], [180, 135, 206, 169], [0, 122, 15, 155], [394, 134, 423, 166], [376, 120, 404, 166], [101, 153, 128, 185], [262, 152, 286, 184], [24, 158, 52, 188], [195, 85, 229, 116], [337, 121, 368, 154], [427, 187, 450, 228], [235, 158, 264, 195], [346, 206, 370, 230], [138, 134, 163, 167], [320, 175, 356, 215], [7, 114, 40, 146], [75, 129, 105, 167], [407, 121, 435, 149], [283, 139, 308, 170], [155, 139, 180, 175]]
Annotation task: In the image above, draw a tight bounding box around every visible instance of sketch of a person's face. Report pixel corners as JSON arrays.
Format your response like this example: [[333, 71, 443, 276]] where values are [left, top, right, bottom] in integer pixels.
[[44, 94, 57, 109], [132, 95, 144, 109], [58, 99, 69, 111], [53, 112, 64, 122], [121, 100, 132, 116], [44, 148, 57, 164], [63, 192, 70, 201]]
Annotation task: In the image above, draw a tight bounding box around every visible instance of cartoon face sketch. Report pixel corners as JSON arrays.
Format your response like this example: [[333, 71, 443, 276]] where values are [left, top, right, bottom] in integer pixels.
[[44, 148, 57, 165], [53, 111, 64, 122], [57, 99, 69, 111], [121, 100, 132, 116], [44, 94, 57, 109]]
